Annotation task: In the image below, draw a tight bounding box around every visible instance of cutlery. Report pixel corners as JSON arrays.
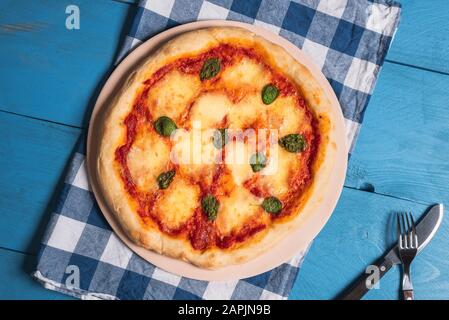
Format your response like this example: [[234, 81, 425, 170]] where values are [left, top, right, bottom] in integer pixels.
[[397, 212, 418, 300], [338, 203, 444, 300]]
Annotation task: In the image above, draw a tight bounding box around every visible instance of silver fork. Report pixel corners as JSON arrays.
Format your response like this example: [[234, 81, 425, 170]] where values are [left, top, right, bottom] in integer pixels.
[[397, 212, 418, 300]]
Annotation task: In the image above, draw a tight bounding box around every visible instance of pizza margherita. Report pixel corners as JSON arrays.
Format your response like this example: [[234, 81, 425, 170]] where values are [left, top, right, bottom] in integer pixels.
[[97, 27, 333, 268]]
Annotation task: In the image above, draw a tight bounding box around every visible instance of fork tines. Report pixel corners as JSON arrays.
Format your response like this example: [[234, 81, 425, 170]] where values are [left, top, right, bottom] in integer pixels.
[[397, 212, 418, 249]]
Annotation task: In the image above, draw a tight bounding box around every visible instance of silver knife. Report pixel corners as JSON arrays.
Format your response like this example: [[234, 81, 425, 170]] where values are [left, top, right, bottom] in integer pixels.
[[338, 203, 444, 300]]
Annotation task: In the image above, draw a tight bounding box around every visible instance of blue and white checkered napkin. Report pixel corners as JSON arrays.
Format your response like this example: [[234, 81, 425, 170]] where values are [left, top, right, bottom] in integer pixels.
[[33, 0, 401, 300]]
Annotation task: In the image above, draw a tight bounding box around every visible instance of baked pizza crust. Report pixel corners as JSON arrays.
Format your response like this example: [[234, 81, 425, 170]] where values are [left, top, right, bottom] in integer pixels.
[[97, 27, 336, 269]]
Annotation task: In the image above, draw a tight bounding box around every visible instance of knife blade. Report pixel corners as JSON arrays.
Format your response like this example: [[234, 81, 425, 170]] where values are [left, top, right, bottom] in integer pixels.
[[338, 203, 444, 300]]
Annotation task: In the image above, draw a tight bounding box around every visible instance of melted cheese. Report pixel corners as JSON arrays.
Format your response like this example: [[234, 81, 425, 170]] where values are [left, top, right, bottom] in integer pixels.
[[171, 129, 219, 184], [153, 178, 200, 230], [188, 92, 231, 129], [227, 95, 267, 130], [127, 132, 170, 192], [258, 144, 299, 198], [224, 140, 255, 186], [216, 188, 263, 235], [221, 57, 270, 91], [147, 70, 200, 121], [267, 96, 309, 136]]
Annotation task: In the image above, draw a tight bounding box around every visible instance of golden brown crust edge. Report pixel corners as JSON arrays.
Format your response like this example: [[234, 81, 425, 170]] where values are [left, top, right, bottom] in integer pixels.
[[96, 27, 337, 269]]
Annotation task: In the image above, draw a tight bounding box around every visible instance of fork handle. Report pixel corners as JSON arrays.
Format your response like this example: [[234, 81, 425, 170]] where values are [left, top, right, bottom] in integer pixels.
[[403, 290, 414, 300]]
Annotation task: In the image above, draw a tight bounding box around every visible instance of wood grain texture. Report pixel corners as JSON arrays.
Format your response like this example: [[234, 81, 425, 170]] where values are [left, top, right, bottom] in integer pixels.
[[0, 111, 80, 254], [290, 188, 449, 300], [346, 62, 449, 205], [1, 0, 449, 128], [112, 0, 138, 4], [3, 112, 448, 300], [387, 0, 449, 74], [0, 0, 133, 127], [0, 248, 73, 299], [0, 0, 449, 300]]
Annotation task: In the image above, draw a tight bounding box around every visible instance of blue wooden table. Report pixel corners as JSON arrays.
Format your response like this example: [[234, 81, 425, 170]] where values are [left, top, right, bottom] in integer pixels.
[[1, 0, 449, 300]]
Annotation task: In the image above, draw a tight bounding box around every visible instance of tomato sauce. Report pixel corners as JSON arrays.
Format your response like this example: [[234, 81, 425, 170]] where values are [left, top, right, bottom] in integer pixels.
[[114, 43, 320, 250]]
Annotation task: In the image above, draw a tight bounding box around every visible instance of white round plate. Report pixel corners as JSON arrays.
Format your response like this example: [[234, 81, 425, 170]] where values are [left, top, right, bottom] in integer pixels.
[[87, 20, 347, 281]]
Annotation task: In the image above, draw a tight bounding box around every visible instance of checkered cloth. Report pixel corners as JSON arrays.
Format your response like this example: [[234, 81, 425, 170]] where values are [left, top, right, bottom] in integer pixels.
[[33, 0, 401, 300]]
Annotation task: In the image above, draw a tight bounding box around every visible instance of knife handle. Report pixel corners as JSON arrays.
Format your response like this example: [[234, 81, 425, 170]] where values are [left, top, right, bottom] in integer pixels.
[[403, 290, 414, 300], [337, 258, 393, 300]]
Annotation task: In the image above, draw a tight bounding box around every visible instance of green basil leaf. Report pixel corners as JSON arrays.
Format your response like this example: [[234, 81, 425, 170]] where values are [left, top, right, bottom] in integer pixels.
[[212, 128, 229, 149], [278, 133, 307, 153], [250, 152, 267, 172], [200, 58, 221, 80], [261, 84, 279, 105], [202, 194, 219, 221], [261, 196, 282, 214], [154, 116, 177, 137], [157, 170, 176, 189]]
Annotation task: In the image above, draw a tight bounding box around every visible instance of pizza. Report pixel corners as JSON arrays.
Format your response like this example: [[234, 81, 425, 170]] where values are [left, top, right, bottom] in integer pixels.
[[97, 27, 335, 269]]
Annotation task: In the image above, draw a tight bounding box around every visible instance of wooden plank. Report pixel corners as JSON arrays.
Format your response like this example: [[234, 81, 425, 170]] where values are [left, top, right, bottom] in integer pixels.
[[346, 61, 449, 205], [0, 111, 80, 254], [112, 0, 138, 4], [0, 0, 133, 127], [387, 0, 449, 74], [1, 0, 448, 300], [2, 0, 448, 206], [0, 0, 448, 129], [0, 107, 446, 300], [290, 188, 449, 300], [0, 248, 73, 299]]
